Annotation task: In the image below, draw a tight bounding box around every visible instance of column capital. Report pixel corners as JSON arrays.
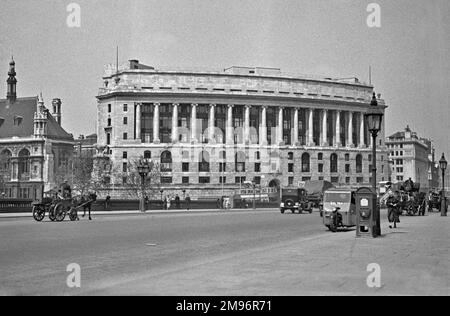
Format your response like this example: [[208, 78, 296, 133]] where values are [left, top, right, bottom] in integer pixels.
[[209, 103, 216, 108], [191, 103, 198, 107], [172, 103, 179, 106], [245, 104, 252, 109], [227, 104, 234, 108], [154, 102, 160, 106]]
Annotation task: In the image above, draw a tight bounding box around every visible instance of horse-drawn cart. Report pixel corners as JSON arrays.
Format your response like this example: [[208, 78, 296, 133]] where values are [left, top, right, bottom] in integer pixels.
[[32, 192, 97, 222]]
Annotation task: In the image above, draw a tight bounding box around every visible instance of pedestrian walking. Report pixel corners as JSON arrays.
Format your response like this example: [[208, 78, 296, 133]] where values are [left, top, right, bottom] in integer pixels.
[[163, 196, 168, 210], [185, 195, 191, 210], [104, 195, 111, 211]]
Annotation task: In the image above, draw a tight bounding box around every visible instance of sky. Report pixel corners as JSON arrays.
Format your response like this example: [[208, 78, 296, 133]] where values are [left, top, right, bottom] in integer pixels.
[[0, 0, 449, 157]]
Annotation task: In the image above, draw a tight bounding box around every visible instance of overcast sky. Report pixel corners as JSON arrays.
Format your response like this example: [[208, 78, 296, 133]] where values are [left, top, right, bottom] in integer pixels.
[[0, 0, 449, 157]]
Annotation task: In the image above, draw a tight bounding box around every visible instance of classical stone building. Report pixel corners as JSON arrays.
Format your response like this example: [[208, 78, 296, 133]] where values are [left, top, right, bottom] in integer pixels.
[[0, 58, 74, 199], [96, 59, 389, 199], [386, 125, 439, 190]]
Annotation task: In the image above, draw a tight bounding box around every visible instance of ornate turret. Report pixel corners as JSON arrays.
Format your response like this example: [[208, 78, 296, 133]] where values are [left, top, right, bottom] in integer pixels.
[[34, 92, 48, 137], [52, 98, 62, 125], [6, 57, 17, 102]]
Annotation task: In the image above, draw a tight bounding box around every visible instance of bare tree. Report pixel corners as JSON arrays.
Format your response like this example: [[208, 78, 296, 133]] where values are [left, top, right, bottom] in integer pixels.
[[122, 157, 161, 200]]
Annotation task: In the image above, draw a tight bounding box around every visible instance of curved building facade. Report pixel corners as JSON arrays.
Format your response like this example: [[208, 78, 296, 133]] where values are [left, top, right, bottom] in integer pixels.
[[96, 60, 389, 199]]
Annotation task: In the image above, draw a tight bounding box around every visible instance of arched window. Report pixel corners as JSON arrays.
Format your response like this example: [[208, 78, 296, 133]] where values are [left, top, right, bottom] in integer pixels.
[[356, 154, 363, 173], [160, 151, 172, 172], [18, 148, 30, 179], [330, 153, 338, 173], [199, 151, 210, 172], [144, 151, 151, 159], [301, 153, 310, 172], [235, 151, 246, 172], [0, 149, 11, 173]]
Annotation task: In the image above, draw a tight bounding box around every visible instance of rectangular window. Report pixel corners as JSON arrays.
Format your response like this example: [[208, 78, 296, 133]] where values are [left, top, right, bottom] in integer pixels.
[[122, 176, 127, 184], [219, 162, 226, 172], [235, 176, 246, 184], [345, 177, 350, 184], [288, 163, 294, 173], [123, 117, 128, 125], [254, 163, 261, 173], [123, 104, 128, 112], [219, 176, 226, 184], [345, 164, 350, 173], [161, 177, 173, 184], [108, 104, 111, 112], [107, 118, 111, 126], [182, 163, 189, 172], [288, 177, 294, 186], [182, 176, 189, 184], [123, 151, 127, 159], [357, 177, 363, 183], [318, 163, 323, 173], [254, 176, 261, 185], [301, 176, 311, 181], [123, 133, 128, 140], [331, 176, 339, 183], [122, 162, 127, 173], [199, 177, 210, 184]]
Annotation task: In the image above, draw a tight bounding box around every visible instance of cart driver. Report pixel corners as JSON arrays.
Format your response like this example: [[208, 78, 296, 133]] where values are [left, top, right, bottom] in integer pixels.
[[60, 180, 72, 199]]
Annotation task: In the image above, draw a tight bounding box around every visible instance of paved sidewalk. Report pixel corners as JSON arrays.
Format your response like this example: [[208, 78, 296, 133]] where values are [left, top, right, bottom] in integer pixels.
[[104, 212, 449, 296], [0, 207, 279, 219]]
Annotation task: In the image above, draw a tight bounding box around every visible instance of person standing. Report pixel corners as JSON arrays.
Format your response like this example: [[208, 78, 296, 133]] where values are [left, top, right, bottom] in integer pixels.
[[175, 194, 181, 209], [185, 194, 191, 211]]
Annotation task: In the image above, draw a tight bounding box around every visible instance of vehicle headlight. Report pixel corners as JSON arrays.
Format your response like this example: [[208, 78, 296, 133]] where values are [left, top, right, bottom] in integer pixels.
[[295, 202, 299, 206], [280, 203, 285, 207]]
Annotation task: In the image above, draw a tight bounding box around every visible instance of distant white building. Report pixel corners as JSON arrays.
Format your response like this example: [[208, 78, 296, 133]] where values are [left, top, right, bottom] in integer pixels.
[[386, 125, 438, 190]]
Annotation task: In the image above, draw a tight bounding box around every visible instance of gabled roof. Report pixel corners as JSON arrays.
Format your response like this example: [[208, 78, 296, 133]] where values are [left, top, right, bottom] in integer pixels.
[[0, 97, 73, 141], [387, 131, 405, 139], [0, 97, 36, 138]]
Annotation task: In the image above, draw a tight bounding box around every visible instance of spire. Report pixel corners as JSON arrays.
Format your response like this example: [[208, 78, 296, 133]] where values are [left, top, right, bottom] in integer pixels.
[[7, 57, 17, 102], [38, 92, 44, 104]]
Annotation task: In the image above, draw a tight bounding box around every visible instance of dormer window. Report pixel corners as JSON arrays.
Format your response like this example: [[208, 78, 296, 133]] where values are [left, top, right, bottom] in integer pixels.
[[14, 115, 23, 126]]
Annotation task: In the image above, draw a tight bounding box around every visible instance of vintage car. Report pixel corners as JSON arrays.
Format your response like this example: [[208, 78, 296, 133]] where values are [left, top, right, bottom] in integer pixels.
[[280, 188, 313, 214]]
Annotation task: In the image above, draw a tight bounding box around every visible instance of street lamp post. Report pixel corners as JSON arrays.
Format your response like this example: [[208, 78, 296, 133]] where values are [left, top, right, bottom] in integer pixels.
[[365, 92, 384, 237], [137, 158, 152, 213], [439, 153, 447, 216]]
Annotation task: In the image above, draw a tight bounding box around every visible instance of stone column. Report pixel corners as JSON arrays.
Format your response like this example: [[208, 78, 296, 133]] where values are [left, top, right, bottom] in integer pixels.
[[260, 106, 267, 145], [278, 107, 284, 144], [335, 110, 341, 147], [209, 103, 216, 143], [347, 111, 354, 147], [321, 109, 328, 146], [244, 105, 251, 144], [135, 102, 141, 140], [293, 108, 299, 145], [307, 108, 314, 146], [191, 103, 198, 143], [171, 103, 179, 143], [359, 112, 365, 147], [153, 102, 160, 143], [226, 104, 234, 144]]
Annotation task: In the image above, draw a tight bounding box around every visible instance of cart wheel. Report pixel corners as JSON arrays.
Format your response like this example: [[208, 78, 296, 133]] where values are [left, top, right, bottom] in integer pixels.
[[68, 208, 78, 221], [48, 205, 56, 222], [329, 224, 337, 232], [54, 204, 66, 222], [32, 205, 45, 222]]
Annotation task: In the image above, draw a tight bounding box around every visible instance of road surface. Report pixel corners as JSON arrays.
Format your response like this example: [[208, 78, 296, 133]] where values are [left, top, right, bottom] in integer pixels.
[[0, 209, 327, 295]]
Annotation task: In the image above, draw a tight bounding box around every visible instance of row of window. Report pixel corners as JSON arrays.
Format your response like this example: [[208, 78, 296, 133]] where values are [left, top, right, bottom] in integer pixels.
[[121, 161, 381, 174], [118, 175, 374, 186], [122, 150, 376, 163]]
